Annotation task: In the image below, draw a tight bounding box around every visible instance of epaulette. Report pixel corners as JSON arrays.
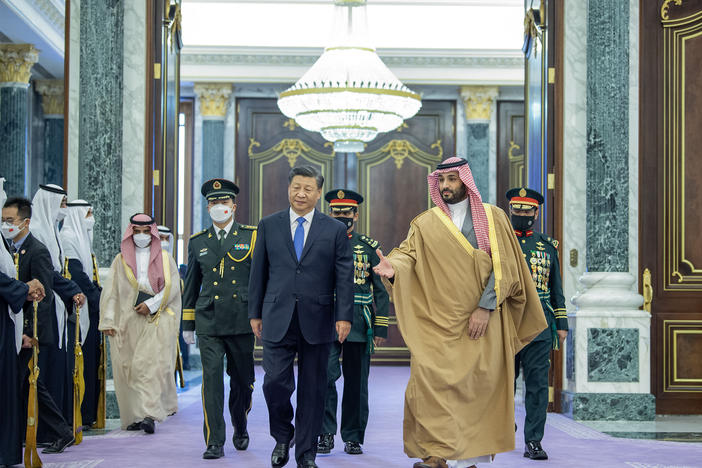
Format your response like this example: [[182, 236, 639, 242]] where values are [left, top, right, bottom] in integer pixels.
[[240, 224, 257, 230], [546, 235, 559, 249], [359, 235, 379, 249], [190, 230, 207, 239]]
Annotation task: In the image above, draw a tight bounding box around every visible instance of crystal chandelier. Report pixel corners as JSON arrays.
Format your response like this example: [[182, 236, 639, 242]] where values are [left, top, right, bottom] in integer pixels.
[[277, 0, 421, 153]]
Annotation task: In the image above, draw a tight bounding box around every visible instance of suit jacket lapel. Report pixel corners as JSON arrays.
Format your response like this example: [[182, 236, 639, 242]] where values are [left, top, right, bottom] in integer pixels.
[[299, 210, 323, 263]]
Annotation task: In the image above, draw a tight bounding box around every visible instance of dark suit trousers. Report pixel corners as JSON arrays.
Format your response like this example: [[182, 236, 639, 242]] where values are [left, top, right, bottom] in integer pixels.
[[262, 308, 331, 463], [19, 348, 72, 443]]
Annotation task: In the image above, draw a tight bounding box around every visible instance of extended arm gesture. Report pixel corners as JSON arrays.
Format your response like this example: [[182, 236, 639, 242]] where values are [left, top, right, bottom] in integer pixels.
[[372, 249, 395, 279]]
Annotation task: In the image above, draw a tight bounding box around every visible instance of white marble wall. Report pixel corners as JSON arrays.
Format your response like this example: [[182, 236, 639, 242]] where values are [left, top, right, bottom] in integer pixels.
[[562, 0, 588, 311], [488, 100, 497, 205], [192, 98, 203, 229], [120, 0, 146, 230], [628, 0, 639, 283], [66, 0, 81, 199]]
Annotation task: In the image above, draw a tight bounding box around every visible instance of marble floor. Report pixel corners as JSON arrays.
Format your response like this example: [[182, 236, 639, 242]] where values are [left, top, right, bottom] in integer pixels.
[[36, 366, 702, 468]]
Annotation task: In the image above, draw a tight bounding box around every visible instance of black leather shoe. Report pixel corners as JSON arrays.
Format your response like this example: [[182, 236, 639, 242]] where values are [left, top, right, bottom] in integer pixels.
[[141, 417, 155, 434], [524, 441, 548, 460], [317, 433, 334, 454], [126, 421, 142, 431], [344, 441, 363, 455], [233, 429, 249, 451], [202, 445, 224, 459], [42, 434, 75, 454], [297, 461, 318, 468], [271, 442, 290, 468]]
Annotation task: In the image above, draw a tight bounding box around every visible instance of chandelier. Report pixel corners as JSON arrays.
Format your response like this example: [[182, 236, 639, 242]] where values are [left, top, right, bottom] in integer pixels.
[[277, 0, 421, 153]]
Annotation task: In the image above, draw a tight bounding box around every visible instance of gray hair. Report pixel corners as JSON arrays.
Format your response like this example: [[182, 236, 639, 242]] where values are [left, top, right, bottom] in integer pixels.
[[288, 165, 324, 189]]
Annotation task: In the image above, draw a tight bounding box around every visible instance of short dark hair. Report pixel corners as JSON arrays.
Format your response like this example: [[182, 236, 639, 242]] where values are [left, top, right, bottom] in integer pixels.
[[288, 165, 324, 189], [4, 197, 32, 219]]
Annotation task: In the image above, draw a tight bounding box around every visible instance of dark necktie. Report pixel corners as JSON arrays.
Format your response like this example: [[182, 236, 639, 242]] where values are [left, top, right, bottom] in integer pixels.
[[219, 229, 226, 245], [294, 217, 305, 260]]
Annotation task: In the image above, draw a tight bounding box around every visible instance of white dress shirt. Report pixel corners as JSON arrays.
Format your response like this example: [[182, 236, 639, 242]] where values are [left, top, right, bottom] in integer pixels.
[[214, 218, 234, 241], [289, 207, 315, 246], [135, 245, 164, 314], [447, 198, 469, 230]]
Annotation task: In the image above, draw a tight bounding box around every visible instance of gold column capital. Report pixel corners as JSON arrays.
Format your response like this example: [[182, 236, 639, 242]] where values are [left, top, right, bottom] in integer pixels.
[[35, 80, 65, 116], [194, 83, 233, 118], [0, 44, 39, 85], [460, 86, 499, 121]]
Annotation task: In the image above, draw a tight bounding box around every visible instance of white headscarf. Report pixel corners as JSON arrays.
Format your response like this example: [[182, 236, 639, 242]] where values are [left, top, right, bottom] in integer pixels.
[[30, 184, 65, 272], [60, 200, 93, 343], [157, 225, 174, 255], [0, 177, 23, 353]]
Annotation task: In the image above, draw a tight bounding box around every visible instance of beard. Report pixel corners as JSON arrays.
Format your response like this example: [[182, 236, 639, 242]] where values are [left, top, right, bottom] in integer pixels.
[[441, 184, 467, 204]]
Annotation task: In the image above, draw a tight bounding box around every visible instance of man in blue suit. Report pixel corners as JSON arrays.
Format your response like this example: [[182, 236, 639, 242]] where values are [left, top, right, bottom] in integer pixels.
[[249, 165, 354, 468]]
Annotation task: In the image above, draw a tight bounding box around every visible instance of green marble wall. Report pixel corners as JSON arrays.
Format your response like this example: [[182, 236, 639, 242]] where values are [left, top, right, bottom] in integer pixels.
[[43, 118, 65, 185], [0, 85, 29, 196]]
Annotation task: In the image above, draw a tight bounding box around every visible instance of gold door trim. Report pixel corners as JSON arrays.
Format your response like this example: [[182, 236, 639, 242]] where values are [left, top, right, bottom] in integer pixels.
[[663, 320, 702, 392], [662, 11, 702, 290]]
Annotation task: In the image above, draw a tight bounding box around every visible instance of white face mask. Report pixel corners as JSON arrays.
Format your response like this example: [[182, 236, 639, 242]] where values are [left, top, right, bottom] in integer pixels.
[[84, 216, 95, 230], [1, 220, 26, 241], [161, 241, 171, 253], [133, 233, 152, 248], [209, 204, 233, 224], [56, 207, 68, 222]]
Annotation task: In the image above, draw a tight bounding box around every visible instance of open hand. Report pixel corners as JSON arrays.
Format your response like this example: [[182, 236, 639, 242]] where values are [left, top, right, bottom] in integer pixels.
[[336, 320, 351, 343], [557, 330, 568, 347], [372, 249, 395, 279], [183, 330, 195, 345], [250, 318, 262, 339], [468, 307, 490, 339]]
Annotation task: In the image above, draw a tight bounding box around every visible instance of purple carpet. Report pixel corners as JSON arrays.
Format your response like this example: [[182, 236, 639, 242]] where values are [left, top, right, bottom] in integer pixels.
[[39, 366, 702, 468]]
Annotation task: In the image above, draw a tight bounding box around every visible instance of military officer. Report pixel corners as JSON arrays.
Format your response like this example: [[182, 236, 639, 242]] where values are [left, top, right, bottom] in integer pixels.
[[506, 187, 568, 461], [182, 179, 257, 460], [317, 189, 390, 456]]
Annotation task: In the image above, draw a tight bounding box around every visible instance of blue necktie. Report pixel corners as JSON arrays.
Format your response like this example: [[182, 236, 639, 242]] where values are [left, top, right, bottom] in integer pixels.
[[294, 217, 306, 260]]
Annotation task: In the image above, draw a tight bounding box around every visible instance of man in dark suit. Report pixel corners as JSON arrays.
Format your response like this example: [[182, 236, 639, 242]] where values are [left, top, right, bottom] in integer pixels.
[[2, 197, 76, 454], [249, 166, 354, 468]]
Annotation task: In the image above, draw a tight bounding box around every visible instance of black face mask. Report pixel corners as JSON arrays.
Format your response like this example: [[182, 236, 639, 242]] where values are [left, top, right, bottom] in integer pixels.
[[511, 214, 535, 232], [335, 216, 355, 230]]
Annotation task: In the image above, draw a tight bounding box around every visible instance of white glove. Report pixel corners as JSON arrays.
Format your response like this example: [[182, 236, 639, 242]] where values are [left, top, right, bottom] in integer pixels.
[[183, 331, 195, 345]]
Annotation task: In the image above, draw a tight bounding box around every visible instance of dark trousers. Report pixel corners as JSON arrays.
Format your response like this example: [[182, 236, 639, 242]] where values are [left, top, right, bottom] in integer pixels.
[[1, 327, 21, 465], [80, 309, 101, 426], [19, 348, 72, 443], [199, 333, 255, 447], [515, 338, 551, 443], [262, 310, 331, 463], [36, 342, 69, 442], [321, 340, 370, 444]]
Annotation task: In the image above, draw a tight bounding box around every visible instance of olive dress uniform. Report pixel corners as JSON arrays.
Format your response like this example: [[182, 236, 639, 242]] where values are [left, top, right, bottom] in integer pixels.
[[319, 190, 389, 454], [182, 179, 256, 457], [507, 188, 567, 460]]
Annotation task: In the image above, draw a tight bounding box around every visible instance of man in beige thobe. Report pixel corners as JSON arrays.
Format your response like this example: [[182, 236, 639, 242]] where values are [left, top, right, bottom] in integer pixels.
[[374, 157, 547, 468], [99, 214, 181, 434]]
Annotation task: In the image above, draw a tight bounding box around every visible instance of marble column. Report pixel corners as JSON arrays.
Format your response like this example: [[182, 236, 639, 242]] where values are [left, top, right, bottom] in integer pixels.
[[194, 83, 232, 230], [35, 80, 65, 186], [460, 86, 498, 200], [0, 44, 39, 197], [562, 0, 653, 420], [77, 0, 125, 266]]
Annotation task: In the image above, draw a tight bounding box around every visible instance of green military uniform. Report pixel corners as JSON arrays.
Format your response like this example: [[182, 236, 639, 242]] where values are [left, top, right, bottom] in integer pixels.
[[182, 179, 256, 456], [319, 190, 390, 453], [507, 188, 567, 458]]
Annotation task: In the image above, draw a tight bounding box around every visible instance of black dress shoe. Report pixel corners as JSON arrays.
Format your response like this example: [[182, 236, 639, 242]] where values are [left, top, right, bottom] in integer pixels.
[[42, 434, 75, 454], [141, 417, 155, 434], [344, 441, 363, 455], [271, 442, 290, 468], [202, 445, 224, 459], [297, 460, 318, 468], [524, 441, 548, 460], [126, 421, 142, 431], [317, 433, 334, 454], [233, 429, 249, 451]]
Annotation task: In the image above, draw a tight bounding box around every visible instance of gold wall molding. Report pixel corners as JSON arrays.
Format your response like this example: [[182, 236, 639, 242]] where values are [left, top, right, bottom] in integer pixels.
[[460, 85, 499, 121], [0, 44, 39, 85], [359, 139, 442, 170], [662, 11, 702, 290], [661, 0, 683, 21], [663, 320, 702, 392], [249, 138, 334, 168], [35, 80, 64, 116], [194, 83, 233, 118]]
